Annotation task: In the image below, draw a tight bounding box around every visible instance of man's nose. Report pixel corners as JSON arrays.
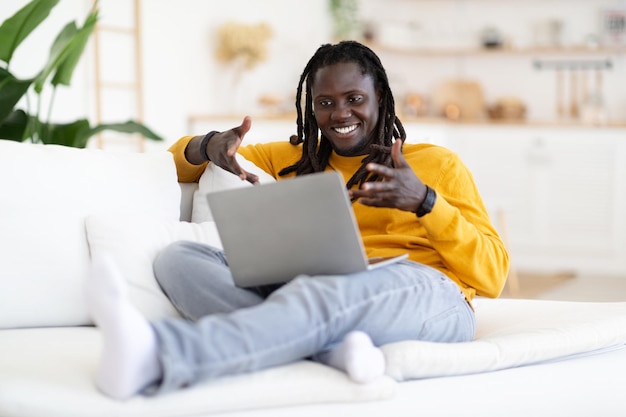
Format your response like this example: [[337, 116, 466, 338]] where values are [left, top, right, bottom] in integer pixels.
[[332, 103, 352, 120]]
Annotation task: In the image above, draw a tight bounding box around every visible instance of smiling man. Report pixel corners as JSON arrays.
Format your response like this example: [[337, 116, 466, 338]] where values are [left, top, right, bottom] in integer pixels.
[[311, 61, 380, 156], [86, 40, 509, 400]]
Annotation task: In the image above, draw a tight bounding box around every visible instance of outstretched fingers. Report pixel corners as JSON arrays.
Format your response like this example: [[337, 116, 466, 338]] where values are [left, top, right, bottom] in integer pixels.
[[390, 138, 409, 169], [220, 116, 258, 184], [229, 115, 252, 156]]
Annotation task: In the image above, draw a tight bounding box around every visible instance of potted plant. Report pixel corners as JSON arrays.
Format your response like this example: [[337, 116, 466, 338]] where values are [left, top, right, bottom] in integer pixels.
[[0, 0, 163, 148]]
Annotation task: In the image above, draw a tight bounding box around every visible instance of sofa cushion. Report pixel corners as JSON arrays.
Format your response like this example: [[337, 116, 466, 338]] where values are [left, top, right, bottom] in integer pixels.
[[0, 140, 181, 329], [2, 299, 626, 416], [85, 214, 223, 320], [383, 298, 626, 381], [0, 327, 396, 417], [192, 154, 275, 223]]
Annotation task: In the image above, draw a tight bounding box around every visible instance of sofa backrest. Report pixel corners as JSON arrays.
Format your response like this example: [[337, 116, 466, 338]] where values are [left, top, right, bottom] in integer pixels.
[[0, 140, 181, 329], [179, 182, 198, 222]]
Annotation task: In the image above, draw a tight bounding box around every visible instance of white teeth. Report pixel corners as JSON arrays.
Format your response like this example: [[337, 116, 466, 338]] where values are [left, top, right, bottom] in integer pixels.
[[334, 125, 358, 134]]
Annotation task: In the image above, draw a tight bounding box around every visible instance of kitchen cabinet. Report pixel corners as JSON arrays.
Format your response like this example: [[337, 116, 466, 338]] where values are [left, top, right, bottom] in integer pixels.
[[444, 124, 626, 275], [359, 0, 626, 125]]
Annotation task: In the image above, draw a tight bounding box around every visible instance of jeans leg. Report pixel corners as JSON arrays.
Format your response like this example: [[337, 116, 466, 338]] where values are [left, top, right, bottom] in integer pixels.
[[149, 260, 474, 394], [153, 241, 267, 320]]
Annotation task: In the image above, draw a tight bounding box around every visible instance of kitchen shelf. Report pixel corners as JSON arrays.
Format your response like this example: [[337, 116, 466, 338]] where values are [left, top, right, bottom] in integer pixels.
[[400, 115, 626, 127], [188, 113, 626, 130], [368, 43, 626, 58]]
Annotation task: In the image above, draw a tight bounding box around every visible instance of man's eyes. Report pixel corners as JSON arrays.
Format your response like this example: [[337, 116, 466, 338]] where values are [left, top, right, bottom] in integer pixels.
[[318, 96, 363, 107]]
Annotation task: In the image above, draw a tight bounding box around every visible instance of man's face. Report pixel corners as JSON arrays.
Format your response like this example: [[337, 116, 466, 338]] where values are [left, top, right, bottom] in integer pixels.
[[311, 62, 380, 157]]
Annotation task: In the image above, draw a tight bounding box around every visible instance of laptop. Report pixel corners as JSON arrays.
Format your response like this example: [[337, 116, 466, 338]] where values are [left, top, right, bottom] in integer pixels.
[[206, 171, 408, 287]]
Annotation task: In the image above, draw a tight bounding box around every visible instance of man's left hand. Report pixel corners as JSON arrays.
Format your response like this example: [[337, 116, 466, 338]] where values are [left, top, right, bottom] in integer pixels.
[[349, 139, 427, 213]]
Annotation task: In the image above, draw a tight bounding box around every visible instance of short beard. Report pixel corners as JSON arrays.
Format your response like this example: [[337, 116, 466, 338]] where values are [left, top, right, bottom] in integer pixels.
[[326, 136, 371, 157]]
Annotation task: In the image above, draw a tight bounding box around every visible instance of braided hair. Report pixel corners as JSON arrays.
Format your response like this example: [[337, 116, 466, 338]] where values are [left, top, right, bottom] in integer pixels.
[[278, 40, 406, 189]]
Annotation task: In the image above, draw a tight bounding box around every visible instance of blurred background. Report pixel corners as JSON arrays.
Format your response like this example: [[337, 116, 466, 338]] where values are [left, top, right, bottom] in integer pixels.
[[2, 0, 625, 145]]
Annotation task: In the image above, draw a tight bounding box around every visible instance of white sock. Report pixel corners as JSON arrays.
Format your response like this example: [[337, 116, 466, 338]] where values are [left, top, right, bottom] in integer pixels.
[[85, 253, 162, 400], [319, 331, 386, 384]]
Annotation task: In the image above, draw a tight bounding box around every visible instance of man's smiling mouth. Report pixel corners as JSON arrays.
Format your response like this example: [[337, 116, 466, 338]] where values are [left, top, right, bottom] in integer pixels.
[[333, 124, 358, 134]]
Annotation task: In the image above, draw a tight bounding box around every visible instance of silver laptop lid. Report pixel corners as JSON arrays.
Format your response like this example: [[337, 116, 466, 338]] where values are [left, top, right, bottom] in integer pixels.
[[206, 171, 370, 286]]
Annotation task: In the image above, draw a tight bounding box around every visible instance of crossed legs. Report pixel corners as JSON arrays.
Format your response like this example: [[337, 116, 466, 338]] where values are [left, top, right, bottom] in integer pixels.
[[87, 241, 473, 399], [86, 244, 387, 399]]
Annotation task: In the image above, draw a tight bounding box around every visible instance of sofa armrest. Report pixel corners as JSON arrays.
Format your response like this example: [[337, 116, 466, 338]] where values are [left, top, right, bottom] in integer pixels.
[[179, 182, 198, 222]]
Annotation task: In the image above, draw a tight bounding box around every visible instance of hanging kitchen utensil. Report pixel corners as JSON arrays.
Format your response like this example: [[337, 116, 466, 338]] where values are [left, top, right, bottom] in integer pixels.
[[556, 68, 564, 118], [581, 67, 589, 107], [569, 67, 579, 119], [593, 67, 607, 123]]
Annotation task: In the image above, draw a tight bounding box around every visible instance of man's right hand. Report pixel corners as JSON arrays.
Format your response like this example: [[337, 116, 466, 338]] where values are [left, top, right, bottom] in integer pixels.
[[193, 116, 259, 184]]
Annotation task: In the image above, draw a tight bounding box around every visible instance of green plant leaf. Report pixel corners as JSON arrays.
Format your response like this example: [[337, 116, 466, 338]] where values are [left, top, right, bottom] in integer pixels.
[[0, 67, 32, 124], [34, 6, 99, 93], [33, 20, 78, 93], [78, 120, 165, 145], [42, 119, 163, 148], [51, 8, 98, 87], [0, 1, 163, 149], [0, 109, 28, 141], [0, 0, 59, 65], [41, 118, 90, 147]]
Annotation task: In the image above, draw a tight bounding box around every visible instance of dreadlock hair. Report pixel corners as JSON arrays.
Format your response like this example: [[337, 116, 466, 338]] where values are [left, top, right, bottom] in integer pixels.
[[277, 40, 406, 190]]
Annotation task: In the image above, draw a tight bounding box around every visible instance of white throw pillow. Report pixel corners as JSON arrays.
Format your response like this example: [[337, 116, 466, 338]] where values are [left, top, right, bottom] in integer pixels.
[[0, 140, 180, 328], [382, 298, 626, 381], [85, 214, 223, 320], [192, 154, 275, 223]]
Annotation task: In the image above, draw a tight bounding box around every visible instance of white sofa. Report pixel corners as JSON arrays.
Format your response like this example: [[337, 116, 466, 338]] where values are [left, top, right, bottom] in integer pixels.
[[1, 139, 626, 417]]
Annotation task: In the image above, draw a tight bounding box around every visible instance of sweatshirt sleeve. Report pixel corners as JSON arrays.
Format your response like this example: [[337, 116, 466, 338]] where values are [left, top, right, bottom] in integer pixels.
[[167, 136, 209, 183], [420, 153, 510, 298]]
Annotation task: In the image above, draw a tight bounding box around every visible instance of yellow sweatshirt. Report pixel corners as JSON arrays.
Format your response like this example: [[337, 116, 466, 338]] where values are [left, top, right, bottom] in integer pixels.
[[168, 137, 509, 301]]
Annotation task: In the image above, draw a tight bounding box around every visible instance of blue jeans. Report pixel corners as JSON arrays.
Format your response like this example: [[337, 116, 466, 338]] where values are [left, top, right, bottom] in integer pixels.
[[150, 241, 475, 393]]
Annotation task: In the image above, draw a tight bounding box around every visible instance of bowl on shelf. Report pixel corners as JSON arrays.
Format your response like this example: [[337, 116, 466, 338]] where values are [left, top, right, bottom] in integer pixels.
[[488, 97, 527, 121]]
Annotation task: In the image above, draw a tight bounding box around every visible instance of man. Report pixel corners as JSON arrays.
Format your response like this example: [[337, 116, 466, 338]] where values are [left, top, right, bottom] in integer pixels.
[[86, 41, 509, 400]]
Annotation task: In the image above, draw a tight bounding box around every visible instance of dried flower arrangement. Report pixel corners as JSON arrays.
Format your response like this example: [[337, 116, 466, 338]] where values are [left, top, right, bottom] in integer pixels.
[[215, 21, 273, 70]]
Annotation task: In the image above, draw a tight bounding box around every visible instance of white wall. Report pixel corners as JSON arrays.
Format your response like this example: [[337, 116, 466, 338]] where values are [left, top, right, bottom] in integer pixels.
[[1, 0, 332, 149], [137, 0, 332, 147]]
